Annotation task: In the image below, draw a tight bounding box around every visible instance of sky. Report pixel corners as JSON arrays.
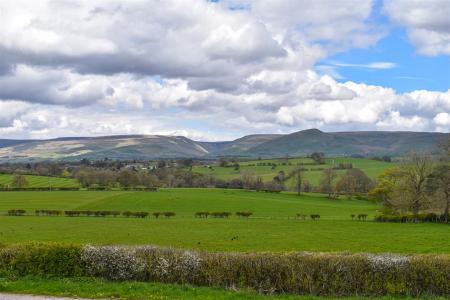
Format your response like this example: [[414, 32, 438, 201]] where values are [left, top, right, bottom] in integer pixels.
[[0, 0, 449, 141]]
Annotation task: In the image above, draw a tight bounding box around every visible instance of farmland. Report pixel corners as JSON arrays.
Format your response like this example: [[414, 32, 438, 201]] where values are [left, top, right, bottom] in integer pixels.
[[191, 157, 393, 185], [0, 189, 448, 253], [0, 174, 79, 188]]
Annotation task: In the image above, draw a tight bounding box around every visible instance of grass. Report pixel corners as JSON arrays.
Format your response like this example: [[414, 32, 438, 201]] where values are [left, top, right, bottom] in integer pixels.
[[0, 174, 79, 188], [191, 157, 394, 185], [0, 277, 446, 300], [0, 189, 448, 253]]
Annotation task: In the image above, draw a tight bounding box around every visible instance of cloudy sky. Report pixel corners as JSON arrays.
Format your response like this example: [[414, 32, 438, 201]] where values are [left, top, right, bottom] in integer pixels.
[[0, 0, 449, 141]]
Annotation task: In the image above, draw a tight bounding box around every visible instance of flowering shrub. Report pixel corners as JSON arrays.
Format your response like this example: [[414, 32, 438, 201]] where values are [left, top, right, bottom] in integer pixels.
[[0, 243, 448, 297]]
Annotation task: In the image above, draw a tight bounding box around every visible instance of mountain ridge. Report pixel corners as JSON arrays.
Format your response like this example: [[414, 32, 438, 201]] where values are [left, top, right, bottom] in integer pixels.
[[0, 129, 447, 161]]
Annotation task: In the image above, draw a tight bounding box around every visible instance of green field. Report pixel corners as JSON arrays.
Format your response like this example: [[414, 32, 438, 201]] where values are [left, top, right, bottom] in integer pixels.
[[0, 277, 445, 300], [0, 174, 79, 188], [192, 157, 393, 185], [0, 189, 448, 253]]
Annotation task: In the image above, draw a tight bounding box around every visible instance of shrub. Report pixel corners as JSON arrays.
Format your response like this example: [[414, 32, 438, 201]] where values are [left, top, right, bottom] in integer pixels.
[[7, 209, 26, 216], [210, 212, 232, 218], [35, 210, 62, 216], [195, 212, 210, 218], [358, 214, 368, 221], [236, 211, 253, 218], [374, 213, 446, 223], [350, 214, 355, 220], [152, 212, 161, 218], [296, 213, 306, 220], [0, 244, 448, 296], [163, 212, 176, 218], [310, 214, 320, 220]]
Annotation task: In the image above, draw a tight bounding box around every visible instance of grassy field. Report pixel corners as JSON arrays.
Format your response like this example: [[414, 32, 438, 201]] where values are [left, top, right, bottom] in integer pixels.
[[0, 277, 446, 300], [0, 174, 79, 188], [0, 189, 448, 253], [191, 157, 393, 185]]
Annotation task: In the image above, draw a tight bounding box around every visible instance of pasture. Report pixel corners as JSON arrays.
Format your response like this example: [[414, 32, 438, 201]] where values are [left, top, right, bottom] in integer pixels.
[[191, 157, 393, 185], [0, 189, 448, 253], [0, 174, 79, 188]]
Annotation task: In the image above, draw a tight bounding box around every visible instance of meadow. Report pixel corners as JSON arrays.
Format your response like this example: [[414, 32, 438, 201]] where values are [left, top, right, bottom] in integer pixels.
[[191, 157, 394, 185], [0, 189, 448, 253], [0, 173, 79, 188]]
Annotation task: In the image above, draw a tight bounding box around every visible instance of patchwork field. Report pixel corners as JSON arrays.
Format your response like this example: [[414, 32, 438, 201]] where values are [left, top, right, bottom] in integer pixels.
[[191, 157, 394, 185], [0, 189, 448, 253], [0, 174, 79, 188]]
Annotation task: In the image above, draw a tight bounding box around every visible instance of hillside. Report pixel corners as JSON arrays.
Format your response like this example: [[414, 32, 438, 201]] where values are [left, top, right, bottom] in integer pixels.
[[0, 129, 447, 161]]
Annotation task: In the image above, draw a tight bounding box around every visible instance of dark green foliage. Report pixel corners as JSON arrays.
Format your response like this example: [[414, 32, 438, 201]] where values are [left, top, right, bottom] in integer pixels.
[[0, 243, 83, 277], [374, 213, 447, 223], [163, 212, 176, 218], [7, 209, 26, 216], [358, 214, 368, 221], [195, 212, 210, 218], [236, 211, 253, 218], [210, 212, 232, 218], [35, 210, 62, 216], [310, 214, 320, 220]]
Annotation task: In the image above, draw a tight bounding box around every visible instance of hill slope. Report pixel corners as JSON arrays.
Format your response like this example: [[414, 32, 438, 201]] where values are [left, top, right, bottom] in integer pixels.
[[0, 129, 447, 161], [246, 129, 447, 156]]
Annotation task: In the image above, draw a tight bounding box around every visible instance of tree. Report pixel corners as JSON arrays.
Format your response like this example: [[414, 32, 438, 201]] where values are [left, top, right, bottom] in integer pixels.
[[337, 168, 373, 198], [117, 169, 140, 188], [399, 153, 434, 214], [371, 153, 434, 214], [241, 169, 256, 189], [426, 165, 450, 223], [11, 173, 28, 188], [320, 168, 337, 198], [290, 166, 303, 195], [311, 152, 325, 164]]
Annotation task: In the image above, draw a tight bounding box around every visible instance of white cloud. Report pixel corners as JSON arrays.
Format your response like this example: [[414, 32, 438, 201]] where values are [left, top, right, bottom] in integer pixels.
[[0, 0, 448, 140], [384, 0, 450, 55]]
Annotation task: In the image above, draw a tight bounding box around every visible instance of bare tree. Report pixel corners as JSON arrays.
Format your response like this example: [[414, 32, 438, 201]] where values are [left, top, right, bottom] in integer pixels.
[[11, 173, 29, 188], [289, 166, 303, 195], [396, 153, 434, 214], [320, 168, 337, 198], [426, 165, 450, 223]]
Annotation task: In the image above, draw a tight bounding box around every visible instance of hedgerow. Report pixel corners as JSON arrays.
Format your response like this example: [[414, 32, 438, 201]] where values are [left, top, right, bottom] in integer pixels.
[[0, 243, 448, 297], [374, 213, 447, 223]]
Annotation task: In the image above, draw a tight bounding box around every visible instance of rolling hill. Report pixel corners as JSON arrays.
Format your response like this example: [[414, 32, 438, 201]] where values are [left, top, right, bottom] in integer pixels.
[[0, 129, 447, 161]]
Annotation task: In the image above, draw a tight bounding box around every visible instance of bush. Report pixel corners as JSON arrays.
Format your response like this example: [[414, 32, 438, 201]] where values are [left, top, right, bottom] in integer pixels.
[[358, 214, 368, 221], [152, 212, 162, 218], [210, 212, 232, 218], [374, 213, 446, 223], [0, 244, 448, 296], [195, 212, 210, 218], [163, 212, 176, 218], [310, 214, 320, 221], [7, 209, 26, 216], [35, 210, 62, 216], [236, 211, 253, 218]]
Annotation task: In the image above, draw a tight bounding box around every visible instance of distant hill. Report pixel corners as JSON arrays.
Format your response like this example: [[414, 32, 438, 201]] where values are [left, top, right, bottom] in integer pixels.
[[0, 129, 447, 161], [246, 129, 447, 157]]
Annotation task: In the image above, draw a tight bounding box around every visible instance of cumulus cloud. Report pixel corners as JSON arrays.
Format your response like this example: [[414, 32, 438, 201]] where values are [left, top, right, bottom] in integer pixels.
[[384, 0, 450, 55], [0, 0, 448, 140]]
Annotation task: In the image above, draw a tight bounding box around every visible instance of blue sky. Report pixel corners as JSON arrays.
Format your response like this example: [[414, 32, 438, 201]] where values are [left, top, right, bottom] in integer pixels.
[[320, 28, 450, 93]]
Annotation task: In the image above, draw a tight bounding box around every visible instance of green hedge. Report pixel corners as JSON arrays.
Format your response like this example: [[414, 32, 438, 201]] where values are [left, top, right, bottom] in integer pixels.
[[374, 213, 447, 223], [0, 243, 448, 297]]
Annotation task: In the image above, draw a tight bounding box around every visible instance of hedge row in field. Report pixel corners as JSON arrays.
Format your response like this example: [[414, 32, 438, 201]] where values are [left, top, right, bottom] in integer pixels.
[[374, 213, 448, 223], [0, 243, 448, 297]]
